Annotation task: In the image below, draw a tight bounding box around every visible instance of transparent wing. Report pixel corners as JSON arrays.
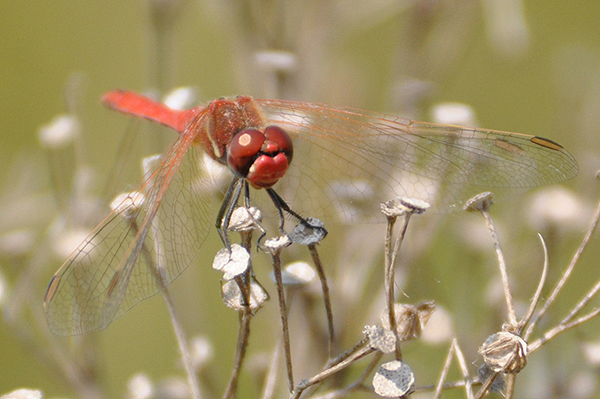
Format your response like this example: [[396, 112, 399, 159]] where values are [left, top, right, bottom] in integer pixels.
[[44, 128, 215, 335], [256, 99, 578, 222]]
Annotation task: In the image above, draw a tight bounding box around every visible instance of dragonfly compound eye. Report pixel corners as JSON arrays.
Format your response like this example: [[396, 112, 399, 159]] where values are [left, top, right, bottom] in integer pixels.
[[227, 128, 266, 178], [227, 126, 294, 189]]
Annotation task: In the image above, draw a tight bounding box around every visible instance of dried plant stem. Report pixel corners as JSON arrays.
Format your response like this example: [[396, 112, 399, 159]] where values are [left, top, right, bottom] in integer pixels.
[[311, 351, 384, 399], [260, 331, 283, 399], [505, 374, 517, 399], [291, 344, 376, 399], [160, 285, 203, 399], [527, 197, 600, 335], [269, 245, 294, 392], [560, 278, 600, 326], [480, 209, 517, 326], [434, 340, 455, 399], [309, 243, 335, 359], [453, 341, 474, 399], [133, 219, 202, 399], [384, 211, 411, 360], [223, 231, 255, 399], [6, 239, 105, 399], [529, 306, 600, 352], [433, 339, 472, 399], [473, 372, 499, 399], [520, 234, 549, 338]]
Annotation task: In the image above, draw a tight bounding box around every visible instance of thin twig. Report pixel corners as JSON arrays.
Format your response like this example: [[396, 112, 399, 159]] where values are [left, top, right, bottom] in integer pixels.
[[433, 340, 455, 399], [291, 346, 376, 399], [505, 374, 517, 399], [559, 275, 600, 326], [135, 219, 202, 399], [310, 352, 383, 399], [309, 243, 335, 359], [453, 340, 473, 399], [260, 330, 283, 399], [480, 209, 517, 327], [521, 234, 549, 339], [529, 306, 600, 352], [528, 197, 600, 333], [384, 211, 411, 360], [269, 244, 294, 392]]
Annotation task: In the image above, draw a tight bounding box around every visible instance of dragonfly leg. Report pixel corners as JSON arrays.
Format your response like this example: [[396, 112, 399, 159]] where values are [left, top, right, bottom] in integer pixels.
[[265, 188, 328, 236], [216, 177, 244, 249]]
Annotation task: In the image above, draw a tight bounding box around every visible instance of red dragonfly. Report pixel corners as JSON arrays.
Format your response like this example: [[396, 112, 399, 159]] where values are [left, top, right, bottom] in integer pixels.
[[44, 90, 578, 335]]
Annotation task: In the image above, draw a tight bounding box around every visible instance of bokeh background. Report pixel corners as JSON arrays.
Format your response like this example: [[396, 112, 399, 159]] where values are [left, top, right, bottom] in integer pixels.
[[2, 1, 600, 398]]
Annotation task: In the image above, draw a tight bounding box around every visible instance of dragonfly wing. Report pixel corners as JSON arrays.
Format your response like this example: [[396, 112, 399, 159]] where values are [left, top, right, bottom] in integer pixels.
[[44, 129, 215, 335], [257, 99, 578, 222]]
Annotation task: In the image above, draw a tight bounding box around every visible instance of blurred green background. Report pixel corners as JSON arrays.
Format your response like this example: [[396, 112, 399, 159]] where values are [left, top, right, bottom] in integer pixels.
[[1, 1, 600, 398]]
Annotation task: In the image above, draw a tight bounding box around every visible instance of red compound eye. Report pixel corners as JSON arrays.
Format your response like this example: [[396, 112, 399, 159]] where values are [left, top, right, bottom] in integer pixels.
[[227, 128, 265, 177], [227, 126, 294, 188], [264, 125, 293, 163]]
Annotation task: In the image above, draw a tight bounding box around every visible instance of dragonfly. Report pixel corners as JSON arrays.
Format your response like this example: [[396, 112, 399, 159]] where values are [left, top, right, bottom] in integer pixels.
[[44, 90, 578, 335]]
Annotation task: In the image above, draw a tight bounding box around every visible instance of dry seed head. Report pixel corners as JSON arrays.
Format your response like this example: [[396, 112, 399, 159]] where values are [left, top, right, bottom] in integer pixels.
[[364, 325, 397, 353], [372, 360, 415, 397], [221, 279, 268, 311], [380, 301, 436, 341], [464, 192, 494, 212], [228, 207, 262, 232], [479, 331, 528, 373], [288, 217, 327, 245], [263, 235, 292, 252], [380, 197, 430, 218]]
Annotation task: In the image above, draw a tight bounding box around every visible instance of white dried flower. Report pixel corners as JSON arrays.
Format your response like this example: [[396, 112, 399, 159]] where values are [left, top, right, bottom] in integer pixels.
[[0, 389, 42, 399], [191, 336, 213, 370], [420, 305, 454, 344], [526, 186, 588, 232], [254, 50, 297, 72], [142, 154, 162, 180], [0, 230, 35, 257], [163, 87, 198, 110], [212, 244, 250, 280], [271, 261, 316, 286], [431, 102, 478, 127], [110, 192, 146, 220], [51, 228, 92, 260], [38, 114, 80, 149], [127, 373, 154, 399]]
